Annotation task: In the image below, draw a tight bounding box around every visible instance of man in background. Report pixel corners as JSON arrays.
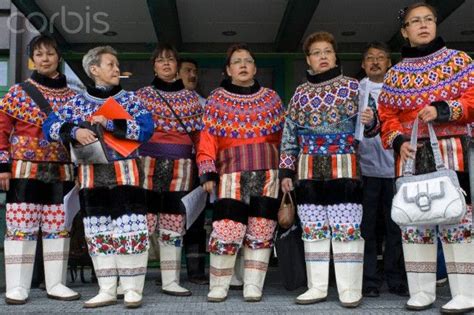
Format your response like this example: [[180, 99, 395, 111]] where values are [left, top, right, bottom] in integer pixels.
[[358, 41, 408, 298], [178, 58, 208, 285]]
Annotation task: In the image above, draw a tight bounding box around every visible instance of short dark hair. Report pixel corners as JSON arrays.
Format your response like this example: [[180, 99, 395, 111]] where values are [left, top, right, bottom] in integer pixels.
[[363, 41, 391, 59], [224, 43, 256, 67], [303, 31, 337, 56], [150, 43, 179, 66], [27, 35, 61, 59], [399, 2, 437, 28], [178, 58, 198, 70]]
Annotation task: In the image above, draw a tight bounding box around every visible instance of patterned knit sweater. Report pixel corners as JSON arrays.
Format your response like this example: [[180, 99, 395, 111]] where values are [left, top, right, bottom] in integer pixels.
[[378, 37, 474, 152], [196, 79, 285, 183], [279, 67, 360, 180], [0, 71, 76, 172], [43, 85, 154, 161], [135, 77, 202, 160]]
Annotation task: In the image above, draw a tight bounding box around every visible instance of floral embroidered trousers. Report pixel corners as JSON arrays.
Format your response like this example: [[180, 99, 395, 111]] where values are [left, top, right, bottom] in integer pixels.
[[5, 161, 74, 240], [79, 160, 149, 256], [209, 169, 279, 255], [295, 179, 363, 242]]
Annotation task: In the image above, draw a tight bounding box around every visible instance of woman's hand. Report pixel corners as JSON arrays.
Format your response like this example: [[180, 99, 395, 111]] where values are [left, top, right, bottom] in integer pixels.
[[0, 172, 11, 191], [281, 178, 294, 194], [202, 180, 216, 194], [75, 128, 97, 145], [91, 115, 108, 127], [418, 106, 437, 123], [360, 107, 375, 126], [400, 141, 416, 165]]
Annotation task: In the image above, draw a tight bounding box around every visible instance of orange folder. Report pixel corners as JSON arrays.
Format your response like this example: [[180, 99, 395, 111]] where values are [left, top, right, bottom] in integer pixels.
[[92, 97, 140, 157]]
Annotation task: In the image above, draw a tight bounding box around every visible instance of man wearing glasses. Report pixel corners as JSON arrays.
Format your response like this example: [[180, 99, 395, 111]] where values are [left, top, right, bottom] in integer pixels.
[[357, 41, 409, 298]]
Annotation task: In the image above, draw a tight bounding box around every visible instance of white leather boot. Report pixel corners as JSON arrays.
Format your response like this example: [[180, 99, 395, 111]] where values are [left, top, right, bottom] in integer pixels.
[[4, 240, 36, 304], [208, 253, 238, 302], [440, 243, 474, 314], [159, 230, 191, 296], [117, 252, 148, 308], [43, 238, 80, 301], [333, 239, 364, 308], [243, 247, 272, 302], [295, 239, 330, 304], [403, 243, 436, 311], [84, 255, 118, 308], [230, 249, 244, 290]]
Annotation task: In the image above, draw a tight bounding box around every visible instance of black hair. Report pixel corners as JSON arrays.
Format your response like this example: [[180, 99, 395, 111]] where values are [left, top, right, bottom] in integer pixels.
[[27, 35, 61, 60]]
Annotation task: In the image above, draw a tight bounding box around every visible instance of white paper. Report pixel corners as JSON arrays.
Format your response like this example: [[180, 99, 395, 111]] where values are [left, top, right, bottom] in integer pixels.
[[355, 79, 370, 141], [183, 186, 208, 230], [209, 187, 217, 204], [0, 61, 7, 86], [64, 184, 81, 230]]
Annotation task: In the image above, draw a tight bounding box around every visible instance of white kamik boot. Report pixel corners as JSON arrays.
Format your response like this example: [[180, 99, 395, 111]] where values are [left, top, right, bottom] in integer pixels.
[[208, 253, 238, 302], [295, 239, 331, 304], [4, 240, 36, 305], [332, 239, 364, 308], [243, 247, 272, 302], [403, 243, 436, 311], [440, 243, 474, 314], [84, 255, 118, 308], [43, 238, 81, 301], [159, 230, 191, 296], [117, 252, 148, 308]]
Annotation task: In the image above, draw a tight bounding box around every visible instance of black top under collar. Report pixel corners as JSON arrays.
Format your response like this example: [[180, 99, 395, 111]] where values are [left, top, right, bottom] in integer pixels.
[[220, 78, 261, 95], [30, 71, 67, 89], [306, 66, 342, 84], [152, 77, 185, 92], [401, 37, 446, 58], [86, 84, 123, 99]]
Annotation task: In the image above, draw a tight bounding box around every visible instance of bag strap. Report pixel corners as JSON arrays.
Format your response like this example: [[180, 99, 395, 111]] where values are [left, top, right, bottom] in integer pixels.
[[20, 81, 53, 116], [153, 87, 195, 145], [281, 191, 294, 206], [403, 117, 446, 176]]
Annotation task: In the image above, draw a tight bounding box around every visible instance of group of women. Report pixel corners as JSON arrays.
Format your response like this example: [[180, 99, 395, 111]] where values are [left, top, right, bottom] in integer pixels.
[[0, 1, 473, 313]]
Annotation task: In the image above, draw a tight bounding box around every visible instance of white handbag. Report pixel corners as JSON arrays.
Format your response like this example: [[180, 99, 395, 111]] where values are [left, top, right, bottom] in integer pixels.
[[391, 118, 467, 226]]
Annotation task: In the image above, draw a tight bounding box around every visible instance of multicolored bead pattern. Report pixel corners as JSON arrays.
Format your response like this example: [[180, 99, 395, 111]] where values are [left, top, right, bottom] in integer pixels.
[[203, 87, 285, 139], [10, 135, 69, 163], [0, 79, 75, 164], [379, 48, 473, 110], [298, 203, 362, 242], [0, 79, 76, 127], [402, 205, 472, 244], [83, 214, 149, 256], [45, 89, 153, 148], [280, 76, 359, 172], [136, 86, 202, 133]]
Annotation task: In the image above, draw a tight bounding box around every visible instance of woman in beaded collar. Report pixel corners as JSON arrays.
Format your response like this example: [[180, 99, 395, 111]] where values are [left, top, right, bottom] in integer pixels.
[[197, 43, 285, 303], [0, 35, 80, 305], [378, 2, 474, 313], [279, 31, 375, 307]]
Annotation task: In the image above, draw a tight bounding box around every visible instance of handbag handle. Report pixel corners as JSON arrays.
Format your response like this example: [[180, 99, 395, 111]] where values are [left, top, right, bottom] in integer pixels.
[[281, 191, 294, 207], [403, 117, 446, 176]]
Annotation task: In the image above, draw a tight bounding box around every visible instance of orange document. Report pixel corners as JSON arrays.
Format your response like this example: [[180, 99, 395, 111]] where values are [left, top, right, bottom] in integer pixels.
[[93, 97, 140, 157]]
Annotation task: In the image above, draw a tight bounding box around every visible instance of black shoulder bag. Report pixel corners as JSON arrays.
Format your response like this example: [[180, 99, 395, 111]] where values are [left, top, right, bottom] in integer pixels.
[[154, 88, 196, 152], [20, 81, 53, 116]]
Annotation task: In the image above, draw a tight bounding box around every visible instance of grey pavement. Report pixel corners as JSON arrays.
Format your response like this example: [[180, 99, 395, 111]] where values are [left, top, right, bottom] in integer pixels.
[[0, 267, 466, 314]]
